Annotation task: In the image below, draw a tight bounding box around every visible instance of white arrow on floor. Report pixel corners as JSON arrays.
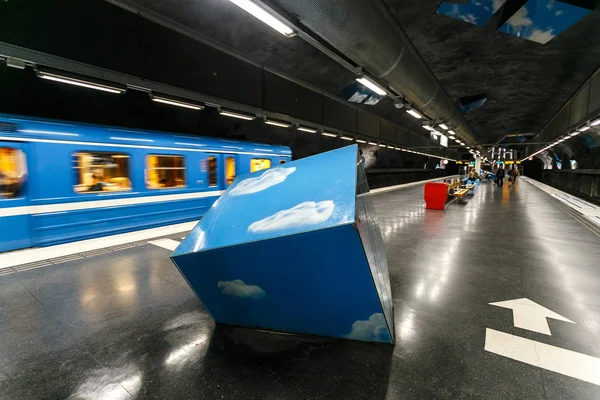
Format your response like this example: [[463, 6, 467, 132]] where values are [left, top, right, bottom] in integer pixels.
[[489, 298, 575, 335]]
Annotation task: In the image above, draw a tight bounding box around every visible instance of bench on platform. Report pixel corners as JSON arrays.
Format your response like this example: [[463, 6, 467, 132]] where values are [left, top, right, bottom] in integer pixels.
[[450, 184, 475, 199]]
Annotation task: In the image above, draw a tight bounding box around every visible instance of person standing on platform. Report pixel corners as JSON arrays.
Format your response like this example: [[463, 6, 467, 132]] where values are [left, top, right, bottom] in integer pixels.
[[510, 166, 519, 184], [496, 167, 505, 188]]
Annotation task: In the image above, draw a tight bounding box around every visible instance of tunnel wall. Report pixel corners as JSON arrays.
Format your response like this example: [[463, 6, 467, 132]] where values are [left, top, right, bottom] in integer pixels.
[[541, 170, 600, 205], [365, 169, 447, 189], [0, 65, 445, 175]]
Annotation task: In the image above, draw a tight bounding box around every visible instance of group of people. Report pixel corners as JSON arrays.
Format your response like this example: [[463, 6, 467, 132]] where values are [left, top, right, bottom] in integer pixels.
[[493, 165, 519, 188], [466, 165, 519, 188]]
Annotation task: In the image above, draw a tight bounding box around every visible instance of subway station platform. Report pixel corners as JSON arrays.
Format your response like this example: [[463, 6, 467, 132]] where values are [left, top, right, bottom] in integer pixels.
[[1, 178, 599, 399]]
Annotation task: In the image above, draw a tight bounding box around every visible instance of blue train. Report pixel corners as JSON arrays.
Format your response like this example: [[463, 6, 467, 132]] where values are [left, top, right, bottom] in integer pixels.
[[0, 114, 292, 253]]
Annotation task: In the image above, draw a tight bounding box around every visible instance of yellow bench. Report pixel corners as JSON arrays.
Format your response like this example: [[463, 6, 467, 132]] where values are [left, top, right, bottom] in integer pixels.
[[449, 183, 475, 199]]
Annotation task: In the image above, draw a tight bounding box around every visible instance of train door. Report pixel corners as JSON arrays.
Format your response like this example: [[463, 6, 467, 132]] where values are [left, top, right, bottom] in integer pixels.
[[0, 142, 32, 252], [222, 154, 238, 188]]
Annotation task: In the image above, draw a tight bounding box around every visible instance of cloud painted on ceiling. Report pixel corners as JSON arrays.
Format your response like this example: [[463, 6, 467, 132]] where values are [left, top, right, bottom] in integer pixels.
[[498, 0, 591, 44], [437, 0, 507, 27], [437, 0, 591, 44]]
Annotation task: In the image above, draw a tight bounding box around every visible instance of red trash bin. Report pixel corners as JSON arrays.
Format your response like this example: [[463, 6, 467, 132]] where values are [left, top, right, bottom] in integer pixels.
[[424, 182, 448, 210]]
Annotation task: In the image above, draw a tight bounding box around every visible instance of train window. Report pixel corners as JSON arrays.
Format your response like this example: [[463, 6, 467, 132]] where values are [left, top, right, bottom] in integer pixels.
[[0, 148, 27, 199], [146, 155, 186, 189], [280, 159, 287, 165], [251, 158, 271, 172], [208, 156, 217, 187], [225, 157, 235, 186], [73, 152, 131, 193]]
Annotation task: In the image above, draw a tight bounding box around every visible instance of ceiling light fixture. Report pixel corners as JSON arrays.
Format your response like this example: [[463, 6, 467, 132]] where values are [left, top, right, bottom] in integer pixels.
[[227, 0, 295, 37], [439, 123, 449, 130], [356, 76, 387, 96], [265, 120, 291, 128], [578, 125, 590, 132], [591, 118, 600, 126], [406, 109, 423, 119], [220, 110, 255, 120], [378, 143, 386, 147], [368, 141, 378, 145], [151, 95, 204, 110], [356, 139, 367, 143], [340, 136, 354, 141], [37, 68, 125, 94], [447, 130, 456, 135], [423, 124, 435, 131], [298, 126, 317, 133], [569, 131, 580, 137], [322, 132, 337, 137]]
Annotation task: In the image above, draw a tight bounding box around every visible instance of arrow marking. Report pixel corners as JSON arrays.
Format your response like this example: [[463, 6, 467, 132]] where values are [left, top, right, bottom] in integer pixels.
[[489, 298, 574, 335], [485, 328, 600, 386]]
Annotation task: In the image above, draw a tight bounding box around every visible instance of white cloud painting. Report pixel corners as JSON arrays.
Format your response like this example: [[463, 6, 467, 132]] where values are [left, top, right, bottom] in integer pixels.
[[345, 313, 389, 342], [248, 200, 334, 233], [217, 279, 266, 299], [230, 166, 296, 196]]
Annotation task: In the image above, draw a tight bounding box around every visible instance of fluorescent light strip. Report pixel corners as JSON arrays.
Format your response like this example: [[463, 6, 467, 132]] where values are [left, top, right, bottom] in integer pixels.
[[152, 96, 204, 110], [591, 119, 600, 126], [340, 136, 354, 141], [228, 0, 295, 37], [439, 123, 449, 130], [356, 77, 387, 96], [423, 125, 434, 131], [174, 142, 206, 147], [298, 126, 317, 133], [378, 143, 386, 147], [368, 141, 377, 145], [322, 132, 337, 137], [110, 136, 154, 142], [220, 111, 255, 121], [356, 139, 367, 143], [578, 126, 590, 132], [406, 109, 422, 119], [569, 131, 580, 137], [39, 73, 124, 94], [447, 130, 456, 135], [387, 145, 394, 149], [265, 120, 291, 128], [448, 136, 456, 140], [19, 129, 79, 137]]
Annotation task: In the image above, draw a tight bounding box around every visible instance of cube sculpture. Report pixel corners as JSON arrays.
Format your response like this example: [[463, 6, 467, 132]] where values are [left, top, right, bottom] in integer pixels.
[[171, 145, 394, 344]]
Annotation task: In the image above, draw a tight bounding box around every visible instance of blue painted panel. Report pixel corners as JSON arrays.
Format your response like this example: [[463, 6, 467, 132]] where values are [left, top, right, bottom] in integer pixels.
[[175, 145, 358, 254], [173, 225, 391, 343], [355, 166, 394, 339], [172, 145, 394, 343], [499, 0, 591, 44], [437, 0, 504, 26]]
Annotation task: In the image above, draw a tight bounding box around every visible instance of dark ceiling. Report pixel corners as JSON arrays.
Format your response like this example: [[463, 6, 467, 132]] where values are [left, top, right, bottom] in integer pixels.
[[116, 0, 600, 145]]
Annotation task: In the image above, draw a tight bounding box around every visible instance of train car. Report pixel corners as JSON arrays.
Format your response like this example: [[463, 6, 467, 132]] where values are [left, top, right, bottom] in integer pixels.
[[0, 114, 292, 253]]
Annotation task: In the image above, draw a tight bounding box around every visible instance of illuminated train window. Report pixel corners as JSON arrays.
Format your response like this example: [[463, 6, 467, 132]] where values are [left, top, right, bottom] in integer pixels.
[[146, 155, 186, 189], [73, 152, 131, 193], [251, 158, 271, 172], [225, 157, 235, 186], [0, 148, 27, 199], [207, 156, 217, 187]]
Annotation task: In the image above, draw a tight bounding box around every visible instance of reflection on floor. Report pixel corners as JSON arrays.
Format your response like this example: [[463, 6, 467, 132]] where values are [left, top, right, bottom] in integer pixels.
[[1, 180, 599, 399]]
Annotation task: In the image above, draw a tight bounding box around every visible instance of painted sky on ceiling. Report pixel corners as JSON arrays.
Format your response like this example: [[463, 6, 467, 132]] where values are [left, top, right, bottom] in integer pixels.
[[499, 0, 591, 44], [438, 0, 590, 44]]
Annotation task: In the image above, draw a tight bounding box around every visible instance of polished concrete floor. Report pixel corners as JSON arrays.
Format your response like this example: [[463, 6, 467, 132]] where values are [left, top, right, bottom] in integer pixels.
[[1, 180, 599, 399]]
